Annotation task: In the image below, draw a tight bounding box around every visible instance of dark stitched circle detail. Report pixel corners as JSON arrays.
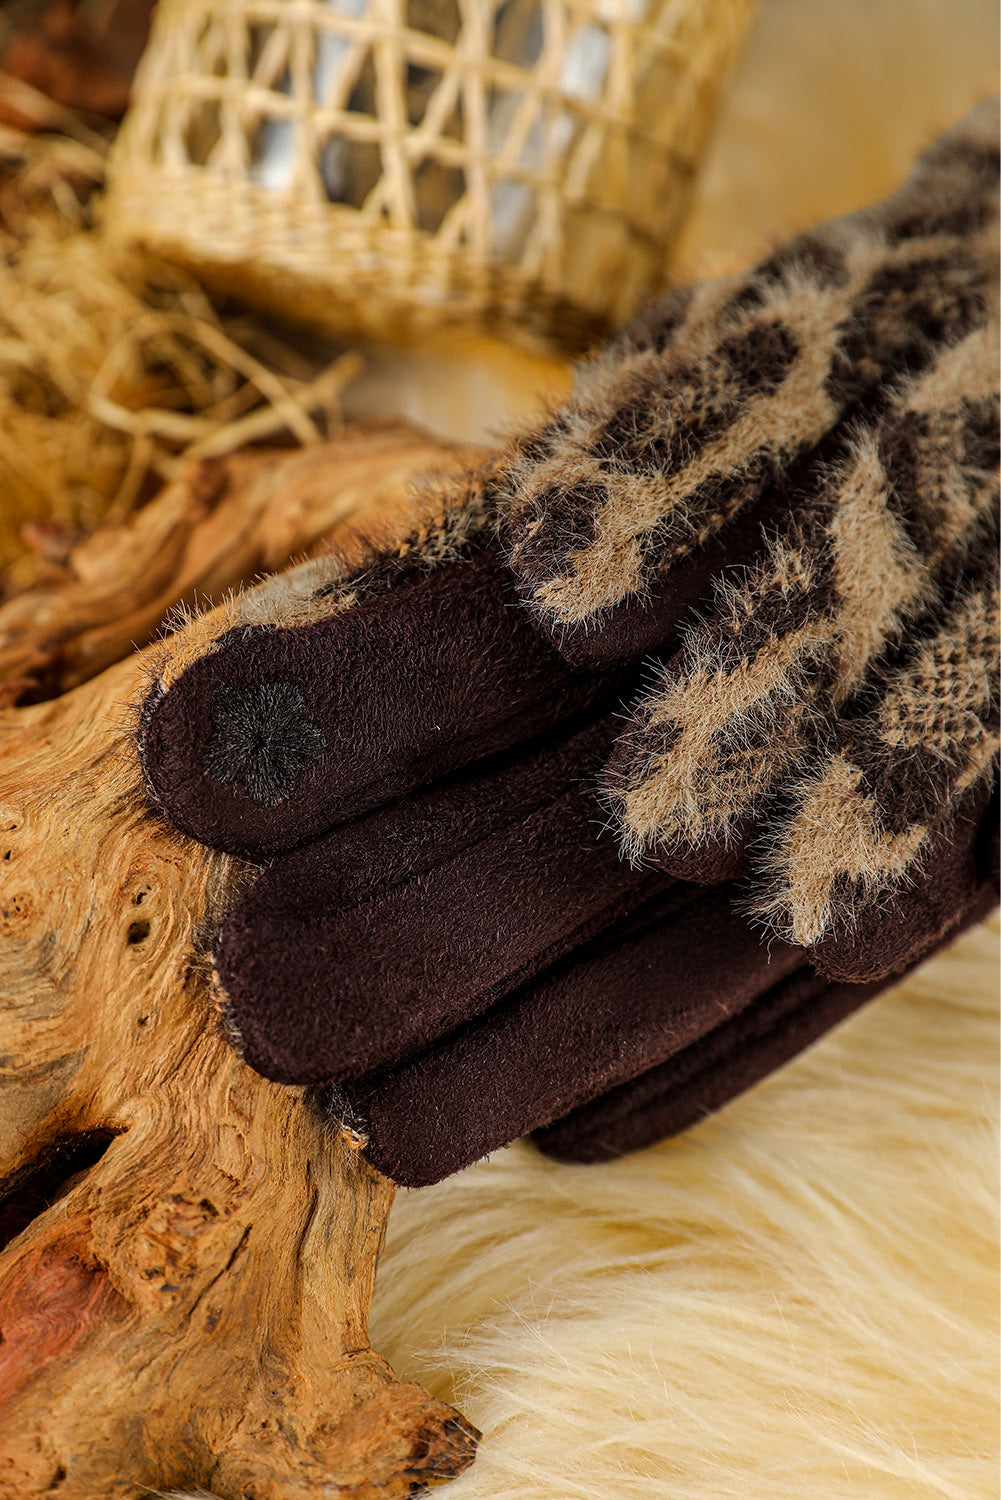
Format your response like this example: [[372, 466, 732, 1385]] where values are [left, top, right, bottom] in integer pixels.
[[203, 679, 327, 805]]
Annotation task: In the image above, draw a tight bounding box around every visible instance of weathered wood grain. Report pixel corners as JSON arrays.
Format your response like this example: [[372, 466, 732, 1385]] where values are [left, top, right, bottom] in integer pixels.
[[0, 420, 483, 703], [0, 423, 481, 1497]]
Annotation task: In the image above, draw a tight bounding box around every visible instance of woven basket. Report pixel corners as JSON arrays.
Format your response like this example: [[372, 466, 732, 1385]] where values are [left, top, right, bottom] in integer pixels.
[[104, 0, 755, 352]]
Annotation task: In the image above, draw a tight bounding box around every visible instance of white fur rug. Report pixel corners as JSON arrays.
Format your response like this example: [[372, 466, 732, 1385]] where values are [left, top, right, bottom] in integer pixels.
[[166, 1, 999, 1494], [374, 916, 998, 1500]]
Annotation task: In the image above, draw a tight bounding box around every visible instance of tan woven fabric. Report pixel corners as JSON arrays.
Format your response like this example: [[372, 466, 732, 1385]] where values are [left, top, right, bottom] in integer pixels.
[[104, 0, 754, 350]]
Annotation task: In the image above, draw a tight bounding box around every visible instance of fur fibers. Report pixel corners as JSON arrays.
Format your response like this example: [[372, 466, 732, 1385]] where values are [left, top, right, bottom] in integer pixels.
[[608, 318, 1000, 948], [501, 98, 999, 636]]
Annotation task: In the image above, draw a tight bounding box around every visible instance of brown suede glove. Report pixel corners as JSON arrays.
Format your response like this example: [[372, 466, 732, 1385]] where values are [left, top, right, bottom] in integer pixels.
[[138, 101, 999, 1186]]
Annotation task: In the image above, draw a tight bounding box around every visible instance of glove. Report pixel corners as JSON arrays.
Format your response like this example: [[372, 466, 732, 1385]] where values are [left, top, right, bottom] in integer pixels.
[[603, 321, 999, 978], [138, 102, 999, 1186]]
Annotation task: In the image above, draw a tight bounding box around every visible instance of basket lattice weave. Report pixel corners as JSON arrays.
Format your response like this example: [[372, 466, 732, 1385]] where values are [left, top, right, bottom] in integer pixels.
[[105, 0, 755, 350]]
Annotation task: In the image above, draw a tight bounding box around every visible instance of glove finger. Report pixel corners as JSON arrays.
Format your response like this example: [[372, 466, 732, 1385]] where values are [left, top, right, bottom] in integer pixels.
[[534, 966, 872, 1162], [534, 873, 998, 1163], [140, 540, 608, 860], [601, 321, 1000, 883], [335, 886, 806, 1187], [807, 773, 997, 983], [752, 521, 999, 971], [599, 481, 833, 884], [216, 709, 670, 1084], [503, 101, 998, 668]]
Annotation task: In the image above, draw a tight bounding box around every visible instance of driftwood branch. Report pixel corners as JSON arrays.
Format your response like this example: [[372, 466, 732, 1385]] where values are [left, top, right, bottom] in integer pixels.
[[0, 419, 484, 703], [0, 424, 482, 1497]]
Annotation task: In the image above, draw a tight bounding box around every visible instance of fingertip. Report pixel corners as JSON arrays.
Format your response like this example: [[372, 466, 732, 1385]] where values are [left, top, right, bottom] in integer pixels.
[[601, 729, 752, 884], [139, 633, 325, 858], [809, 783, 994, 983], [338, 1069, 504, 1188], [139, 545, 598, 859], [214, 905, 391, 1086]]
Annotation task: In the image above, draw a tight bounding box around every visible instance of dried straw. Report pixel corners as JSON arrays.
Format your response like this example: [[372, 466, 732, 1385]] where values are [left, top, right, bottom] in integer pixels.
[[0, 102, 359, 582]]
